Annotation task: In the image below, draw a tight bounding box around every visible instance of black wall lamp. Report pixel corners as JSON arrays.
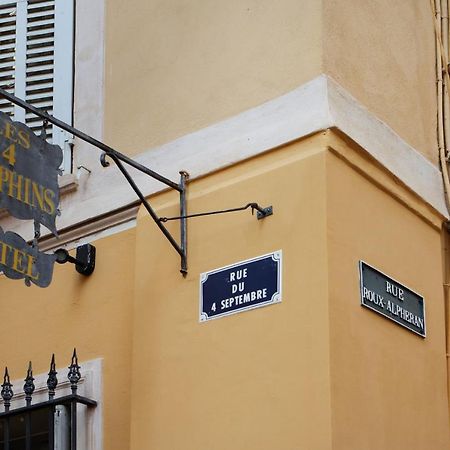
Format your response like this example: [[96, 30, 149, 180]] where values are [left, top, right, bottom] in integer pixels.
[[55, 244, 96, 276]]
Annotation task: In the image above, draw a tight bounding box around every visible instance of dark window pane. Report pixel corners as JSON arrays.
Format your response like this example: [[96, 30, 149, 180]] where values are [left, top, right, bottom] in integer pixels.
[[1, 407, 53, 450], [31, 409, 49, 450], [0, 404, 72, 450], [0, 417, 4, 450], [9, 415, 25, 450]]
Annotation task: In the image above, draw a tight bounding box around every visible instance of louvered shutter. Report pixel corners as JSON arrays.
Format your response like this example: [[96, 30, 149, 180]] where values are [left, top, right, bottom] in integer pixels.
[[0, 0, 74, 173], [0, 2, 16, 116]]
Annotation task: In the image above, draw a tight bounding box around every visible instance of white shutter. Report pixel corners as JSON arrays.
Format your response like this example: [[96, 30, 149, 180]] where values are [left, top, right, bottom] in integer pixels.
[[0, 0, 74, 173], [24, 0, 56, 135], [0, 1, 17, 116]]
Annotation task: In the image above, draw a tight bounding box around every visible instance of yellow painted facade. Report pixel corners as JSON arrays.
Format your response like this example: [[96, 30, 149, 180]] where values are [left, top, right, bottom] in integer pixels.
[[0, 1, 449, 450], [1, 132, 449, 449], [104, 0, 323, 154], [326, 136, 449, 449]]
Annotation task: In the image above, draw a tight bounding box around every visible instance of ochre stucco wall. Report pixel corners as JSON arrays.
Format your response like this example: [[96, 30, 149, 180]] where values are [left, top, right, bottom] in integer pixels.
[[324, 0, 437, 164], [103, 1, 438, 167], [0, 228, 136, 450], [326, 141, 449, 449], [0, 134, 448, 450], [103, 0, 323, 155], [127, 132, 449, 449], [129, 135, 332, 449]]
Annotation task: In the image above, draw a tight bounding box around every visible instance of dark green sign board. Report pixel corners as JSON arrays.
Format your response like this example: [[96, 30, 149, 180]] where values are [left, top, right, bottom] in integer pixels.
[[359, 261, 425, 337], [0, 111, 62, 236]]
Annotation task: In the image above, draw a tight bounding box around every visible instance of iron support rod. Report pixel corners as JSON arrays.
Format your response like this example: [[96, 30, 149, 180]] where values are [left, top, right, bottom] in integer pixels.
[[159, 203, 264, 222], [108, 154, 184, 258], [0, 87, 181, 192], [179, 172, 188, 275]]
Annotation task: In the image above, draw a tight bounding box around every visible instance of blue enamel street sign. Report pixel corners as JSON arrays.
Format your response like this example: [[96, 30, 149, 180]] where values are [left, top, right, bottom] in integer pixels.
[[200, 250, 282, 322], [359, 261, 426, 337]]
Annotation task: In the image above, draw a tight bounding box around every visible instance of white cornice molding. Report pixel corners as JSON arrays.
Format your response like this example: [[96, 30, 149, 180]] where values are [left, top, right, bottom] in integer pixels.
[[325, 77, 448, 219], [2, 74, 447, 241], [138, 74, 449, 219]]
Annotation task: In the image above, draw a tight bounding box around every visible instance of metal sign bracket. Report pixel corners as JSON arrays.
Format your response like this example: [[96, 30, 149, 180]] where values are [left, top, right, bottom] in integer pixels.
[[0, 87, 189, 274], [0, 88, 273, 276], [100, 152, 189, 275]]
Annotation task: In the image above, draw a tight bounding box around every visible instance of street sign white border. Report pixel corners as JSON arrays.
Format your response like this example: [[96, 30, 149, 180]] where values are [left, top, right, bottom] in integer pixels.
[[199, 250, 282, 322]]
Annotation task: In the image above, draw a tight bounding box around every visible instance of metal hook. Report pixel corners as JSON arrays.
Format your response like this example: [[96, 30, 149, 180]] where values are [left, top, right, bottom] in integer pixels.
[[100, 153, 110, 167]]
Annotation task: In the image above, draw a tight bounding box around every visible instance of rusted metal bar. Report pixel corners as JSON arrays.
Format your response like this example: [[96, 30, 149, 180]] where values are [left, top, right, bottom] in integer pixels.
[[0, 87, 181, 192]]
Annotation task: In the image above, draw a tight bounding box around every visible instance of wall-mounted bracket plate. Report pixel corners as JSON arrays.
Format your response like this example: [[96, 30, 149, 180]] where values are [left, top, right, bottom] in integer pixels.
[[256, 206, 273, 219]]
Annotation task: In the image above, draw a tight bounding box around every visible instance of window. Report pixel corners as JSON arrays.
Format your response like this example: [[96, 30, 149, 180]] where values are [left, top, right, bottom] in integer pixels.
[[0, 0, 74, 173], [0, 356, 102, 450], [0, 404, 72, 449]]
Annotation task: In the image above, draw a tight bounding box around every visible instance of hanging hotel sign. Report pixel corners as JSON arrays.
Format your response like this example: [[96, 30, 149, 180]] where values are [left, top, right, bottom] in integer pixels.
[[0, 111, 63, 288], [0, 111, 62, 236], [200, 250, 282, 322], [0, 226, 56, 288], [359, 261, 425, 337]]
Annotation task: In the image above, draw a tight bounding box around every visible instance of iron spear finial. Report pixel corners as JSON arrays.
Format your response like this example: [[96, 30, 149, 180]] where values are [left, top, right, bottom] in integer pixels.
[[1, 367, 13, 412], [68, 348, 81, 394], [24, 361, 35, 406], [47, 354, 58, 400]]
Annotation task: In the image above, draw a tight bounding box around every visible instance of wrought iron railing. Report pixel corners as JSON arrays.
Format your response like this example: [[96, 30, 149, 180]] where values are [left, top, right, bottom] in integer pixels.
[[0, 349, 96, 450]]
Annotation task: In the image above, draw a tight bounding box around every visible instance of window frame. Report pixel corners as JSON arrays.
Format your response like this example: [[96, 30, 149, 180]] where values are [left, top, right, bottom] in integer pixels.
[[0, 358, 102, 450], [0, 0, 75, 173]]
